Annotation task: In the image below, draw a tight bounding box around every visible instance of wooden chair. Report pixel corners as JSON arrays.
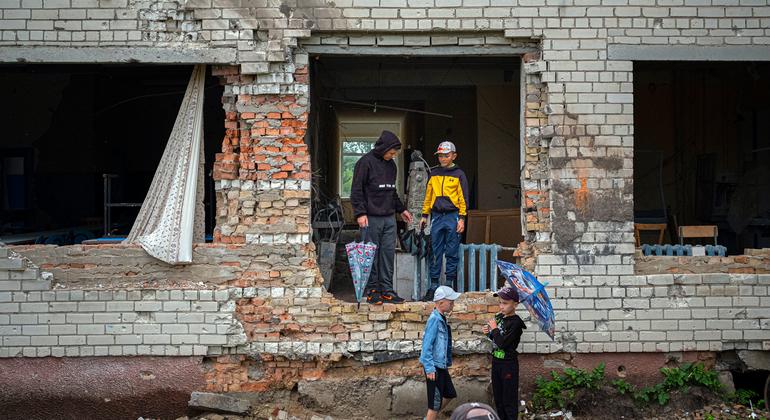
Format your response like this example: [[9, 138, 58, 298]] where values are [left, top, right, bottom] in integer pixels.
[[634, 223, 667, 247], [678, 225, 718, 246]]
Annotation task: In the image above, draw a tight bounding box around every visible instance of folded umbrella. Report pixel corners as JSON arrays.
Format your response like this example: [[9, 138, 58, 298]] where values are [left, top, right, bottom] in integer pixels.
[[345, 227, 378, 306]]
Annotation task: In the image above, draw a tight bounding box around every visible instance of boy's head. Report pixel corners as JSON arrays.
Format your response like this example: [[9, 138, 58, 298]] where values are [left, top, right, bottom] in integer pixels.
[[433, 285, 461, 314], [435, 141, 457, 168], [493, 286, 519, 316], [449, 402, 501, 420], [375, 130, 402, 161]]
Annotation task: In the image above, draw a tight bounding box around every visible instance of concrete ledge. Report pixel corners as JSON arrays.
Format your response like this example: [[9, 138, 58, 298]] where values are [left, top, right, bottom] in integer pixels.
[[0, 47, 237, 64], [303, 45, 536, 56], [608, 45, 770, 62]]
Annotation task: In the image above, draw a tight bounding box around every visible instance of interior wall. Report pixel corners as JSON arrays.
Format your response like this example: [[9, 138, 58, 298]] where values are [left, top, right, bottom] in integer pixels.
[[476, 84, 520, 210], [634, 62, 770, 251], [308, 56, 521, 222], [424, 88, 478, 207], [0, 65, 224, 238]]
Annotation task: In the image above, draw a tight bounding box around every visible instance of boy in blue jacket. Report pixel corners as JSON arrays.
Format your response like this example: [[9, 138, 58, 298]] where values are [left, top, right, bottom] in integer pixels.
[[419, 285, 461, 420]]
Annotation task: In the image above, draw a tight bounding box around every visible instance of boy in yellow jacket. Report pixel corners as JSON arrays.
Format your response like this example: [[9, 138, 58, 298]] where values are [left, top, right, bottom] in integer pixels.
[[420, 141, 469, 301]]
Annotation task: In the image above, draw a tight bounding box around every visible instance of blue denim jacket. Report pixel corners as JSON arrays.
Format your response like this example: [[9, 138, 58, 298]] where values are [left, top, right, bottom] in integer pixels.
[[419, 308, 453, 374]]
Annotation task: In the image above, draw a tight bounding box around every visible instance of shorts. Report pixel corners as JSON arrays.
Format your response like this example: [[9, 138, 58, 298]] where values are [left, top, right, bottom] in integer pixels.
[[426, 368, 457, 411]]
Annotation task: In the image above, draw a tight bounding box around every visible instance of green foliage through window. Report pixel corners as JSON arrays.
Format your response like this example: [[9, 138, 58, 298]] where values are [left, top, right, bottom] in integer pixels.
[[340, 139, 375, 197]]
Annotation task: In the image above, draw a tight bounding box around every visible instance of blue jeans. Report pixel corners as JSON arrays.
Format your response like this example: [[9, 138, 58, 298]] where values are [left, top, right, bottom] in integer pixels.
[[430, 211, 460, 287]]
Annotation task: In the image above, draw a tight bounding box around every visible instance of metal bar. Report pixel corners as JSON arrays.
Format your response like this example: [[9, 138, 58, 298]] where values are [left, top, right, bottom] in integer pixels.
[[413, 255, 420, 301], [479, 245, 488, 291], [468, 247, 477, 292], [490, 245, 499, 290], [458, 244, 465, 293], [320, 97, 454, 119]]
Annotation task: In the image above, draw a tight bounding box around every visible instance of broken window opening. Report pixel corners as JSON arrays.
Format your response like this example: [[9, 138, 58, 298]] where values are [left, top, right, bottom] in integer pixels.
[[0, 64, 225, 247], [634, 61, 770, 259], [306, 55, 524, 301]]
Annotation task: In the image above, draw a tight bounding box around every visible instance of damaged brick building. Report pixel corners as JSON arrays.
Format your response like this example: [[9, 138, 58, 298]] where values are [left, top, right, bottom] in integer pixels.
[[1, 0, 770, 418]]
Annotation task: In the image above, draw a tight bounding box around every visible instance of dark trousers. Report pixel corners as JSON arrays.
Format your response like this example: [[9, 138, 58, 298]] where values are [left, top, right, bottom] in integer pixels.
[[492, 359, 519, 420], [429, 211, 460, 287], [365, 215, 396, 293]]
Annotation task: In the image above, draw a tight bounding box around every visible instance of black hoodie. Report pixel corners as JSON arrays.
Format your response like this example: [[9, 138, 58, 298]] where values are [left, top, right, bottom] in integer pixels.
[[350, 130, 406, 218]]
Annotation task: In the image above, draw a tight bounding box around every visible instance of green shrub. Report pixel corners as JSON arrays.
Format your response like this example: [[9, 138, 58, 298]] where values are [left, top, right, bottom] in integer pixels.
[[726, 388, 764, 407], [532, 362, 727, 411], [611, 379, 634, 395], [532, 363, 605, 410]]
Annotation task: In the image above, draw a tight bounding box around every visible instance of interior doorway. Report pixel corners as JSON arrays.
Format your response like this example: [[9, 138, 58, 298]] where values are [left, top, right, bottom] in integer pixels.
[[307, 55, 523, 300]]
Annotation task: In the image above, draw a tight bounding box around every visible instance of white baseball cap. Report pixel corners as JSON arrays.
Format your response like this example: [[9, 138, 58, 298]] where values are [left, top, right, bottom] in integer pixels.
[[433, 285, 461, 301], [435, 141, 457, 155]]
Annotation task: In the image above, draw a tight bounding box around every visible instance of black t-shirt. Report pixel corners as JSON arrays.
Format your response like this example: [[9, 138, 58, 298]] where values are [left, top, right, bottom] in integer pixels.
[[488, 313, 526, 361]]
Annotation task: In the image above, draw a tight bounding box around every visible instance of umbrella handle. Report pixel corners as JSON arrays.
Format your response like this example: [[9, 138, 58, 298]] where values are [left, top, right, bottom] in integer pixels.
[[360, 227, 369, 242]]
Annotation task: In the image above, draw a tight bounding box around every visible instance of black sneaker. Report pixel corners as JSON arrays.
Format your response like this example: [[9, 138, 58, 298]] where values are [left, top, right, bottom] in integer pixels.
[[421, 285, 439, 302], [366, 290, 383, 305], [381, 290, 405, 303]]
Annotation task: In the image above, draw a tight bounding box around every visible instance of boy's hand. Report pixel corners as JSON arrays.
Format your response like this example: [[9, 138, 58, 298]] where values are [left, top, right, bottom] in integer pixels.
[[487, 319, 497, 330], [420, 217, 428, 229], [357, 215, 368, 228], [426, 372, 436, 381], [482, 325, 490, 334], [456, 219, 465, 233], [401, 210, 414, 224]]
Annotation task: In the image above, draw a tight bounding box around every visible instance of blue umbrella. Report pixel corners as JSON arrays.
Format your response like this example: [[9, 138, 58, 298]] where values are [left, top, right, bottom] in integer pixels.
[[345, 228, 377, 305], [496, 260, 556, 340]]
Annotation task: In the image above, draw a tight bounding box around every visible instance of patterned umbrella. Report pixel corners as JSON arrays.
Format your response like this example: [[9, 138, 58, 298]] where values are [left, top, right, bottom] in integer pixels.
[[496, 260, 556, 340], [346, 228, 378, 305]]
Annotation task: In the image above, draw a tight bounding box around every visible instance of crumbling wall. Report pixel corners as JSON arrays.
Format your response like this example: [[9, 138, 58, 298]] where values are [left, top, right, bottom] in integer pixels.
[[637, 249, 770, 275], [2, 0, 770, 412], [212, 64, 312, 245], [3, 244, 768, 363]]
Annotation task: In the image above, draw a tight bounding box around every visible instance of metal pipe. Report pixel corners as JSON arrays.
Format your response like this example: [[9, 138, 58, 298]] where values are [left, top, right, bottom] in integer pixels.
[[320, 97, 454, 119]]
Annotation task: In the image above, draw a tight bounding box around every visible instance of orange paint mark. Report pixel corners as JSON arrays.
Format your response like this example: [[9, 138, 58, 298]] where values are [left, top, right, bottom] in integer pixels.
[[575, 177, 589, 214]]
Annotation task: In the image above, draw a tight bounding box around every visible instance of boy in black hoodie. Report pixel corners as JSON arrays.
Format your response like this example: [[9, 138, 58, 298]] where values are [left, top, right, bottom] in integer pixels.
[[350, 130, 414, 304], [482, 286, 526, 420]]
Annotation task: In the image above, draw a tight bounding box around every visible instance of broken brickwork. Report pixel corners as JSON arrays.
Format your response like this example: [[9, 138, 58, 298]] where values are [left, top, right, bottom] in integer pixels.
[[2, 0, 770, 416], [636, 249, 770, 275], [519, 51, 551, 270], [212, 63, 312, 246]]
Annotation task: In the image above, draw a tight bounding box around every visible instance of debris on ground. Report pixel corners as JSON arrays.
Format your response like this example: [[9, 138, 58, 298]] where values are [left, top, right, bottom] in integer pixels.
[[188, 392, 252, 415]]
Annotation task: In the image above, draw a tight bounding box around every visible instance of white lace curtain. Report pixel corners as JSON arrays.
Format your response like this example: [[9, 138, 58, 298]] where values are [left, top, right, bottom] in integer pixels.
[[124, 64, 206, 264]]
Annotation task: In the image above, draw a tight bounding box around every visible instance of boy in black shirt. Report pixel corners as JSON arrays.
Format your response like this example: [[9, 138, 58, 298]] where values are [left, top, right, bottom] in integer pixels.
[[482, 286, 526, 420]]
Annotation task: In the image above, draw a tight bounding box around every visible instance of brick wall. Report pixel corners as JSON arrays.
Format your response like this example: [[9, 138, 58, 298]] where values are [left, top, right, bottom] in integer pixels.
[[2, 0, 770, 399], [3, 246, 769, 367], [2, 1, 767, 254], [636, 250, 770, 275], [212, 63, 312, 244]]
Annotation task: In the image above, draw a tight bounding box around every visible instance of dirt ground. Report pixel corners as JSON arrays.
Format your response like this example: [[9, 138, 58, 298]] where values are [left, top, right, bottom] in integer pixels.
[[522, 385, 769, 420], [178, 388, 770, 420]]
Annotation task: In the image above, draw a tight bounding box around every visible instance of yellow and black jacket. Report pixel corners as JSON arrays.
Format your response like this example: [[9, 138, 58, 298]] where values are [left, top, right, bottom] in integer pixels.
[[422, 165, 469, 218]]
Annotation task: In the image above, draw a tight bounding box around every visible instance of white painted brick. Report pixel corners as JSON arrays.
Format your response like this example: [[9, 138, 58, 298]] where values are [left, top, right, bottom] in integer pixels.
[[143, 334, 171, 345], [171, 335, 199, 344], [78, 302, 105, 312], [87, 336, 114, 345], [134, 301, 162, 312]]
